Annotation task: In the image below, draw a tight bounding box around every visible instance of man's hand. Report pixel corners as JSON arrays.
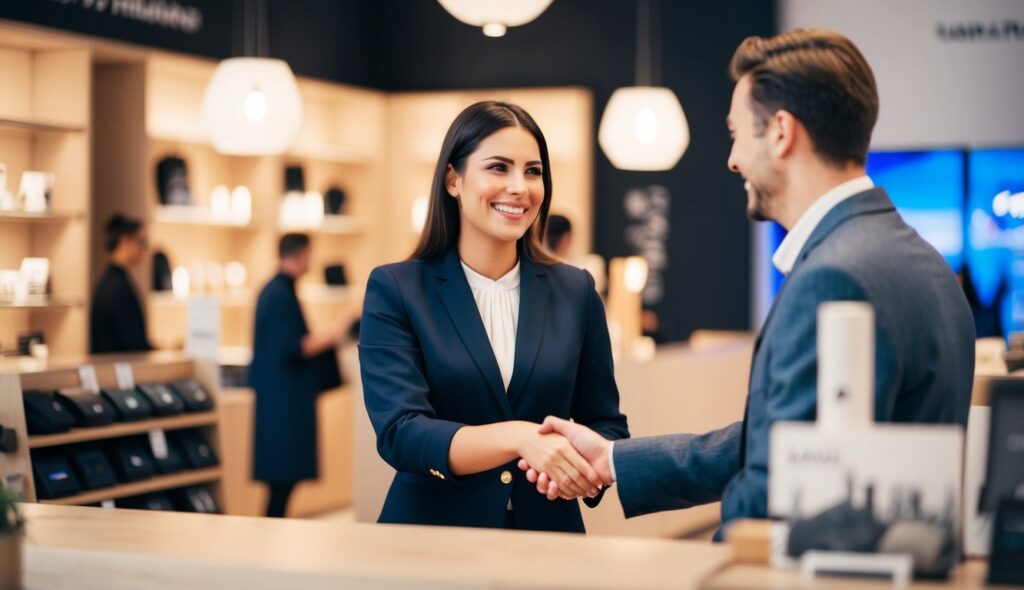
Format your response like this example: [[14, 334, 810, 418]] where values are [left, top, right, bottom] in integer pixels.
[[516, 416, 613, 500]]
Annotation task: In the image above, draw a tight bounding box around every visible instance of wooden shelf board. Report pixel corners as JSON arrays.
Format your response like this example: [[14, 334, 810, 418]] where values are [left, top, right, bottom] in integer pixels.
[[148, 293, 253, 308], [299, 285, 353, 304], [286, 143, 372, 164], [149, 129, 371, 164], [279, 215, 365, 235], [0, 297, 84, 310], [39, 467, 222, 506], [0, 210, 85, 223], [0, 117, 85, 135], [152, 206, 254, 229], [29, 411, 219, 449]]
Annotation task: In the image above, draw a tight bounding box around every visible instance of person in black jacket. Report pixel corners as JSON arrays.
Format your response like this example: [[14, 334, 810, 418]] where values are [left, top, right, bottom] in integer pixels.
[[90, 213, 153, 354], [250, 233, 356, 517]]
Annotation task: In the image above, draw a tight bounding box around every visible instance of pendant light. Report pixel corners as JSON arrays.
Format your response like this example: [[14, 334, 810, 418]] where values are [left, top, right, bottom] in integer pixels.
[[437, 0, 554, 37], [598, 0, 689, 171], [201, 0, 303, 155]]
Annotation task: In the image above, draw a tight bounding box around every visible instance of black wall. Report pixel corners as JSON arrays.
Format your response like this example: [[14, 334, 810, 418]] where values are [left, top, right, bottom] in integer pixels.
[[372, 0, 775, 341], [1, 0, 775, 341]]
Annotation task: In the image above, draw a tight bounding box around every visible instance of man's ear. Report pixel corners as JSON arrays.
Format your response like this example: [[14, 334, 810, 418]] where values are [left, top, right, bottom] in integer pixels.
[[445, 164, 460, 198], [769, 110, 797, 159]]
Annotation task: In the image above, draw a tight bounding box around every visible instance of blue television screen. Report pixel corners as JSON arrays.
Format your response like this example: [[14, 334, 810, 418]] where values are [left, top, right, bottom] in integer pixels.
[[966, 147, 1024, 335], [766, 149, 966, 299], [866, 149, 965, 272]]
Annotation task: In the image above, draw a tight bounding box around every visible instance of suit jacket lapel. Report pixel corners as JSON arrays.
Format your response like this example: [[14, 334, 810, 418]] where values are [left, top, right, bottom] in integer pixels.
[[506, 256, 550, 402], [432, 249, 512, 418]]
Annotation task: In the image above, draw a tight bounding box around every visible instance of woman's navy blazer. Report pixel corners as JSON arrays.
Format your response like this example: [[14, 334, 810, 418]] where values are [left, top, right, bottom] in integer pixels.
[[359, 247, 629, 532]]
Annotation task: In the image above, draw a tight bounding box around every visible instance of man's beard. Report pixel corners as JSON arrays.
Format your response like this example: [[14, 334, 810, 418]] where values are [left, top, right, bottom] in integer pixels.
[[746, 181, 773, 222]]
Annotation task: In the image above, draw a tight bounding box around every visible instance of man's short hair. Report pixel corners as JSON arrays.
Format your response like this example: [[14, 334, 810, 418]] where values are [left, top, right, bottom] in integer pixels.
[[105, 213, 143, 252], [729, 28, 879, 167], [279, 233, 311, 259]]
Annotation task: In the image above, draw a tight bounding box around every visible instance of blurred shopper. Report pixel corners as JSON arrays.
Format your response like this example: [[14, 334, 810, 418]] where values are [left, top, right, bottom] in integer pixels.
[[91, 213, 154, 354], [251, 233, 355, 517]]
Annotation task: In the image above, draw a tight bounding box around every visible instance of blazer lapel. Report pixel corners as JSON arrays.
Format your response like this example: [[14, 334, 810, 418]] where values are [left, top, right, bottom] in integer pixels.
[[506, 257, 550, 402], [432, 249, 512, 418]]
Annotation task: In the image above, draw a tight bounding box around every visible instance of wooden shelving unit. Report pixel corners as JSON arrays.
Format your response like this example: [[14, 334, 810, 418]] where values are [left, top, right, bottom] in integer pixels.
[[93, 54, 383, 351], [0, 41, 92, 357], [29, 411, 218, 449], [0, 296, 84, 310], [0, 353, 229, 512], [39, 467, 222, 506]]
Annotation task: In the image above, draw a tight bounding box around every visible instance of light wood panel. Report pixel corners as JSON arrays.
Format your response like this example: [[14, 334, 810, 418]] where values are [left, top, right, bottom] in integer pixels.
[[29, 412, 218, 449], [0, 41, 91, 356], [20, 503, 733, 590], [40, 468, 222, 506]]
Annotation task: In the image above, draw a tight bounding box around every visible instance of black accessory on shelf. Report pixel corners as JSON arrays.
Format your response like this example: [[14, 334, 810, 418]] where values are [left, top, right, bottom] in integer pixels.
[[155, 155, 193, 205], [68, 447, 118, 490], [324, 264, 348, 286], [284, 165, 305, 192], [989, 498, 1024, 585], [136, 384, 186, 416], [153, 437, 186, 474], [17, 331, 44, 356], [0, 425, 16, 453], [152, 250, 173, 291], [982, 379, 1024, 511], [101, 388, 154, 422], [54, 388, 116, 428], [32, 453, 81, 499], [170, 379, 214, 412], [119, 492, 176, 512], [22, 389, 76, 435], [171, 430, 219, 469], [324, 186, 346, 214], [109, 441, 156, 482], [172, 485, 219, 513]]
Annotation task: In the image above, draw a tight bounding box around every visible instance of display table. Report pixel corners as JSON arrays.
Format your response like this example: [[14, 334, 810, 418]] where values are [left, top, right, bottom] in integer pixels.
[[19, 504, 731, 590]]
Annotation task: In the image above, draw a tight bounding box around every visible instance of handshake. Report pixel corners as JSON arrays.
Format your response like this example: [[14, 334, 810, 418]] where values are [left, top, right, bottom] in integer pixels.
[[516, 417, 614, 501]]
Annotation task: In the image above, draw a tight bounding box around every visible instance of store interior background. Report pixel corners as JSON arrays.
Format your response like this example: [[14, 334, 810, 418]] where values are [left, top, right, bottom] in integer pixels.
[[0, 0, 1022, 535]]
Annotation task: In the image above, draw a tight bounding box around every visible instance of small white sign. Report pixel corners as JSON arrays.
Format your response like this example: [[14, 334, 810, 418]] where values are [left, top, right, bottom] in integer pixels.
[[78, 364, 100, 393], [148, 429, 169, 461], [114, 362, 136, 389], [101, 500, 115, 509], [186, 296, 220, 360]]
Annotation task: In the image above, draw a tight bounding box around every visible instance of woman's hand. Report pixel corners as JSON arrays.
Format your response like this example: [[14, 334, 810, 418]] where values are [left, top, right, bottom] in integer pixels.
[[516, 429, 601, 499]]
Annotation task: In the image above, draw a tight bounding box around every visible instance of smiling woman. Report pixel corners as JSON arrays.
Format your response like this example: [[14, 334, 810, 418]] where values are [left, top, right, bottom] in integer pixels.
[[358, 101, 629, 533]]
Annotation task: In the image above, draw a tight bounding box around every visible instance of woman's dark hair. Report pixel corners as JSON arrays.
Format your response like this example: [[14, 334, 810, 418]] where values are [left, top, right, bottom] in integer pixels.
[[545, 214, 572, 252], [410, 101, 557, 265], [105, 213, 143, 252]]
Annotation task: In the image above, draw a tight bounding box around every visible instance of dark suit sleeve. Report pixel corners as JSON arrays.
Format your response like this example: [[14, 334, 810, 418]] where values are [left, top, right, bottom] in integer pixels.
[[614, 265, 896, 522], [359, 267, 465, 480], [614, 423, 742, 517], [719, 264, 894, 523]]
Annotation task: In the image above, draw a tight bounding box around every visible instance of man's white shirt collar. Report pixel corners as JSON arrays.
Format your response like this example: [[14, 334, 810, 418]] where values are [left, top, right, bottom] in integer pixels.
[[771, 176, 875, 275]]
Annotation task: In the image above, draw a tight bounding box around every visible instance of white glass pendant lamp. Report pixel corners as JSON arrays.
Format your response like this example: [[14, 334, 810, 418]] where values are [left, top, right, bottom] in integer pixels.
[[598, 0, 689, 171], [201, 0, 303, 155], [437, 0, 554, 37]]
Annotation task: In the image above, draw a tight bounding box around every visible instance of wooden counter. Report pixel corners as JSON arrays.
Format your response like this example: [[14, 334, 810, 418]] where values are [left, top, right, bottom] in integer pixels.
[[703, 560, 993, 590], [19, 503, 731, 590]]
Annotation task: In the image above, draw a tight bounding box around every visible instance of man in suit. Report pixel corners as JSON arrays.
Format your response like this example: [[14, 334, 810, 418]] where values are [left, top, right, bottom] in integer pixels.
[[520, 28, 976, 538]]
